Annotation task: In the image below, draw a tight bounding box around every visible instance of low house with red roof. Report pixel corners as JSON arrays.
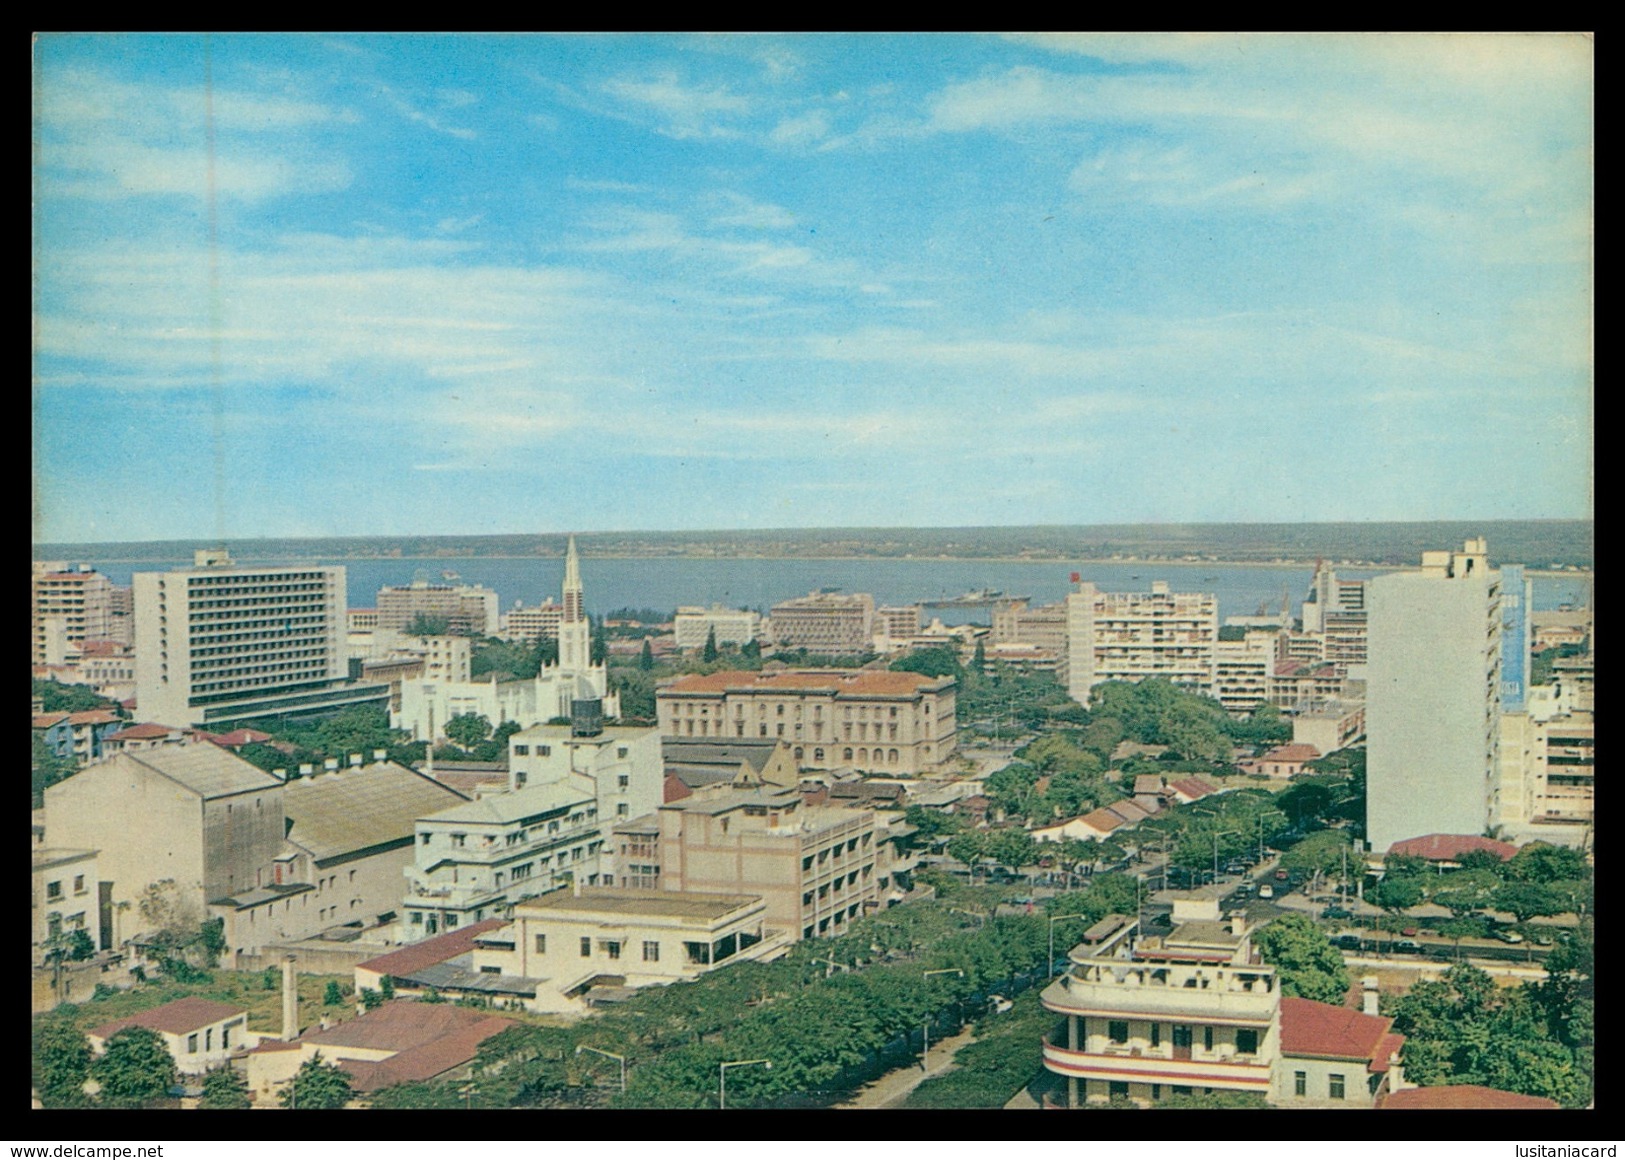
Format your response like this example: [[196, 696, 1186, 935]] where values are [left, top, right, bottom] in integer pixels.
[[352, 918, 509, 998], [1032, 805, 1126, 845], [1238, 743, 1322, 778], [87, 997, 251, 1075], [1379, 1084, 1559, 1110], [1166, 776, 1223, 805], [244, 999, 515, 1103], [1276, 994, 1405, 1107], [33, 708, 123, 765], [1387, 834, 1519, 866], [103, 722, 189, 753]]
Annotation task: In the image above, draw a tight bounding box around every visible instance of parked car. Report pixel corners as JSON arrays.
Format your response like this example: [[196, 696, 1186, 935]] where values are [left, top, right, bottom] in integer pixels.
[[1274, 869, 1290, 881], [1333, 934, 1363, 952], [1530, 931, 1555, 947], [1495, 929, 1525, 945], [1394, 939, 1424, 955], [1234, 881, 1256, 896], [1258, 884, 1275, 899], [1401, 927, 1419, 937], [1322, 906, 1354, 921]]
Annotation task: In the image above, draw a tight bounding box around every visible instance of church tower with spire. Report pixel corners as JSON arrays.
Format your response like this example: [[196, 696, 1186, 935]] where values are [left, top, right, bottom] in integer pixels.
[[558, 535, 590, 673]]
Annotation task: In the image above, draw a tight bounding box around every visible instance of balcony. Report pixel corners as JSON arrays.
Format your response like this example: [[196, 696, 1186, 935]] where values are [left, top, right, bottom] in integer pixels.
[[1041, 1038, 1272, 1091], [1041, 960, 1277, 1024]]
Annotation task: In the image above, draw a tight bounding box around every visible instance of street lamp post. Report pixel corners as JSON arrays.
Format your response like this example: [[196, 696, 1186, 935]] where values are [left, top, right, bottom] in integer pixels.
[[1048, 913, 1091, 978], [719, 1059, 771, 1110], [1212, 830, 1240, 885], [921, 968, 965, 1070], [576, 1045, 627, 1095]]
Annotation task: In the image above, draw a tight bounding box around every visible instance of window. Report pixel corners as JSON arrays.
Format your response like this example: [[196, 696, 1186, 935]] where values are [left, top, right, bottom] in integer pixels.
[[222, 1028, 231, 1049], [535, 934, 547, 953], [538, 745, 551, 757], [1237, 1029, 1258, 1055], [600, 940, 622, 960], [451, 833, 467, 847], [581, 937, 592, 957], [1109, 1081, 1129, 1098], [617, 747, 628, 758], [1108, 1021, 1129, 1045], [618, 774, 629, 788], [1203, 1026, 1214, 1051], [1329, 1074, 1346, 1100], [1150, 1023, 1161, 1048], [643, 940, 660, 962], [46, 881, 62, 901], [73, 875, 85, 894], [187, 1034, 198, 1053], [514, 744, 529, 756], [617, 803, 629, 817], [445, 914, 459, 928], [205, 1029, 213, 1051], [1294, 1071, 1307, 1097]]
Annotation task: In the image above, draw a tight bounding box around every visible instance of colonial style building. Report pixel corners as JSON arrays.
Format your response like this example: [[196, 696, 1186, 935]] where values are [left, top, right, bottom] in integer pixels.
[[610, 787, 909, 941], [400, 781, 603, 941], [655, 668, 957, 775], [1040, 902, 1280, 1107]]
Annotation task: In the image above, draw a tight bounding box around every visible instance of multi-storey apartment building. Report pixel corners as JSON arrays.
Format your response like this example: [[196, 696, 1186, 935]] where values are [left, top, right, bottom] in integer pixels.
[[1366, 539, 1502, 852], [1496, 704, 1593, 848], [874, 604, 923, 645], [502, 599, 565, 643], [656, 668, 957, 774], [376, 580, 499, 638], [133, 551, 385, 728], [33, 562, 114, 665], [1040, 904, 1281, 1107], [1212, 634, 1277, 714], [508, 717, 664, 833], [769, 591, 876, 654], [401, 783, 603, 940], [1065, 581, 1218, 707], [610, 787, 896, 941], [674, 605, 761, 651], [1301, 565, 1369, 669]]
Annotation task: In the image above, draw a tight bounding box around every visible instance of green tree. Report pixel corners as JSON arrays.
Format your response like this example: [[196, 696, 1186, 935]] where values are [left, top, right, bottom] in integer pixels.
[[280, 1052, 353, 1109], [1507, 843, 1589, 885], [33, 1018, 93, 1107], [63, 928, 96, 961], [1254, 914, 1351, 1005], [95, 1026, 178, 1108], [324, 980, 346, 1006], [740, 637, 761, 661], [1382, 852, 1429, 879], [405, 612, 452, 637], [639, 638, 654, 670], [1368, 876, 1424, 917], [199, 1065, 251, 1109], [1546, 920, 1593, 978], [889, 646, 961, 680], [591, 617, 608, 666], [444, 712, 493, 750], [32, 678, 119, 714], [1494, 881, 1565, 925], [702, 626, 718, 663]]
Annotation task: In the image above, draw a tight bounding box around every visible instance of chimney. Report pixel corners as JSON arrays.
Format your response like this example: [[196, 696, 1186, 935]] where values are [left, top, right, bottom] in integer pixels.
[[348, 753, 363, 767], [324, 757, 339, 773], [1362, 976, 1380, 1017], [298, 763, 314, 778], [282, 955, 299, 1041], [373, 749, 388, 762]]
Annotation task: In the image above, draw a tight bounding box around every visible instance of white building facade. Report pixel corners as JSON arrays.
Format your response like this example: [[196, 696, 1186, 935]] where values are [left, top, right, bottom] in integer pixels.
[[1366, 539, 1502, 852], [1066, 581, 1219, 707]]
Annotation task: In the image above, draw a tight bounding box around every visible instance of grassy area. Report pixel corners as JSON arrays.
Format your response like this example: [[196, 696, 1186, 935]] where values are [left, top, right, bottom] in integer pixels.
[[899, 990, 1052, 1109], [39, 969, 356, 1036]]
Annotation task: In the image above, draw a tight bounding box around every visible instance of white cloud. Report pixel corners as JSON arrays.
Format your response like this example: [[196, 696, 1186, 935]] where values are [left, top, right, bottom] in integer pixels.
[[599, 71, 752, 139], [707, 192, 796, 230]]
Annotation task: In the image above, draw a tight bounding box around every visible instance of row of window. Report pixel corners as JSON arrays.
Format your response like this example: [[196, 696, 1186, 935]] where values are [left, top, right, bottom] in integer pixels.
[[1293, 1071, 1347, 1099], [530, 934, 663, 963]]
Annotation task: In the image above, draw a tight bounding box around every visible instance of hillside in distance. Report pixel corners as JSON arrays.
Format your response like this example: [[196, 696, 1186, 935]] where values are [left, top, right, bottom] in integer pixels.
[[35, 520, 1593, 569]]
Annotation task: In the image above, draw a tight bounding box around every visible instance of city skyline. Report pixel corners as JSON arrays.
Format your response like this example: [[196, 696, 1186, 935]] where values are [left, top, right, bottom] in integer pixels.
[[33, 33, 1593, 543]]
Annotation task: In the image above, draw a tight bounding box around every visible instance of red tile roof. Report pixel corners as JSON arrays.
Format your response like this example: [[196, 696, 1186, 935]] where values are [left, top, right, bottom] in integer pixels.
[[108, 723, 179, 741], [1380, 1084, 1559, 1110], [355, 919, 509, 979], [1280, 997, 1402, 1068], [89, 997, 246, 1041], [67, 710, 121, 726], [1168, 776, 1220, 800], [1388, 834, 1519, 862], [663, 669, 947, 697], [1080, 806, 1125, 832], [1262, 744, 1321, 763], [33, 713, 68, 729], [308, 1002, 515, 1092]]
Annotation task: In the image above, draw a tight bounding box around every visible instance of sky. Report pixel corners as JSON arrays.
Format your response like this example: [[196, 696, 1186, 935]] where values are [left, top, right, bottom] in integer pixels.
[[32, 33, 1593, 544]]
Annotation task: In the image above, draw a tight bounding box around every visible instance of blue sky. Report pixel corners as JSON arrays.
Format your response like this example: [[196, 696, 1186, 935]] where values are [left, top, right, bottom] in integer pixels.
[[32, 33, 1593, 543]]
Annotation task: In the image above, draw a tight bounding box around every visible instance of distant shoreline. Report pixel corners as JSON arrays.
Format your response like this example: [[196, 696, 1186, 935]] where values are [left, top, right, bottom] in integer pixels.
[[38, 552, 1589, 579]]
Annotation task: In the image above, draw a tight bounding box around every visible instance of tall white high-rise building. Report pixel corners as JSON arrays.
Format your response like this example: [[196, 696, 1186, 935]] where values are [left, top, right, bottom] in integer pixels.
[[33, 562, 113, 664], [134, 550, 386, 728], [1365, 538, 1502, 852], [1065, 580, 1218, 707]]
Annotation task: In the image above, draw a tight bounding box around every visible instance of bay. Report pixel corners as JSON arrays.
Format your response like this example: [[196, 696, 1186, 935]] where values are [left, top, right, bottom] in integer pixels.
[[82, 557, 1589, 624]]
